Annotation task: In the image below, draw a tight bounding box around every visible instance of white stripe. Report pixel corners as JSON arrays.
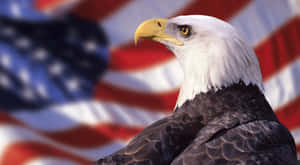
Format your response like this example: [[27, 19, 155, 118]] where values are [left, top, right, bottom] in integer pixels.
[[102, 0, 193, 46], [0, 125, 127, 161], [230, 0, 295, 47], [25, 157, 80, 165], [264, 57, 300, 111], [102, 59, 182, 92], [291, 127, 300, 144], [288, 0, 300, 15], [13, 101, 168, 132]]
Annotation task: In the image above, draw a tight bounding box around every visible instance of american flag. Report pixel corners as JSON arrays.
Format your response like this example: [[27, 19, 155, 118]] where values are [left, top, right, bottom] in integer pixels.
[[0, 0, 300, 164]]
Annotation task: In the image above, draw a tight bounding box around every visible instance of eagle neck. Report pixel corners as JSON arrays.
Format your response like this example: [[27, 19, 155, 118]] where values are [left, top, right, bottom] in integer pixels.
[[174, 82, 277, 124]]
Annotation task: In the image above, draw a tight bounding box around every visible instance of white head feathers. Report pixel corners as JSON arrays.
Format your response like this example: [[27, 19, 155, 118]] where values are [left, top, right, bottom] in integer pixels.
[[162, 15, 264, 108]]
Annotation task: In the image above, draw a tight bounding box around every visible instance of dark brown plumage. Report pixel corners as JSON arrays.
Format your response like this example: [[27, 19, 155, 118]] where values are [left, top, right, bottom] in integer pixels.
[[93, 83, 298, 165]]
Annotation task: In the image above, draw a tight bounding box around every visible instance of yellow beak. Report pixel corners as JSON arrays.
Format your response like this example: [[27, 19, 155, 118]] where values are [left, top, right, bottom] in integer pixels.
[[134, 18, 183, 46]]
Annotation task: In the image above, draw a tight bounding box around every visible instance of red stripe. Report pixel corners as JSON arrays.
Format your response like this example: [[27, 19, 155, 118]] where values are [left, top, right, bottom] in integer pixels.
[[110, 0, 252, 71], [175, 0, 252, 20], [297, 144, 300, 154], [275, 96, 300, 130], [0, 112, 141, 148], [72, 0, 251, 22], [35, 0, 70, 11], [94, 82, 178, 112], [73, 0, 132, 21], [110, 40, 173, 71], [0, 111, 22, 125], [256, 18, 300, 131], [255, 17, 300, 81], [0, 142, 91, 165], [45, 124, 142, 148]]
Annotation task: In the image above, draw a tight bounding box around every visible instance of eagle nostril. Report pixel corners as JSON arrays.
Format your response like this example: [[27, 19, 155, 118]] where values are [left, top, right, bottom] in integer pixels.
[[157, 22, 162, 27]]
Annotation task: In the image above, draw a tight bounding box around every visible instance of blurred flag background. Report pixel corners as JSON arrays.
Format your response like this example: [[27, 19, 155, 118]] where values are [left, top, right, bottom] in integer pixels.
[[0, 0, 299, 164]]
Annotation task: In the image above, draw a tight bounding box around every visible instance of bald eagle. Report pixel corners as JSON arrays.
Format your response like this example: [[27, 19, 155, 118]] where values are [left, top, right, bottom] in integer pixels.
[[93, 15, 298, 165]]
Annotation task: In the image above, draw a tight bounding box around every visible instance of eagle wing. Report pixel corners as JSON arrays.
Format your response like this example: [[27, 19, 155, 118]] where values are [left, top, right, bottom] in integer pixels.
[[93, 111, 204, 165], [171, 120, 298, 165]]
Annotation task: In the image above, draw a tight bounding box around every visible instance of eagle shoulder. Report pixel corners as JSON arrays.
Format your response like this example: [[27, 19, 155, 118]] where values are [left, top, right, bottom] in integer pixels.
[[171, 120, 298, 165], [93, 111, 204, 165]]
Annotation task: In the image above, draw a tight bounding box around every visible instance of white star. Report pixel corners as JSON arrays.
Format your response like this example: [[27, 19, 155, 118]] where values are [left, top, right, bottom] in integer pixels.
[[37, 84, 48, 98], [19, 69, 30, 84], [0, 73, 11, 88], [11, 2, 21, 18], [0, 54, 11, 68], [49, 62, 64, 76], [15, 37, 31, 49], [84, 40, 97, 53], [33, 48, 48, 61], [66, 78, 80, 91], [22, 88, 35, 101]]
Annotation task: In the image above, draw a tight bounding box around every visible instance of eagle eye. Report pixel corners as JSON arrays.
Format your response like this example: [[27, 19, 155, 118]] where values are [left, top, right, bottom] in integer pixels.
[[178, 25, 191, 37]]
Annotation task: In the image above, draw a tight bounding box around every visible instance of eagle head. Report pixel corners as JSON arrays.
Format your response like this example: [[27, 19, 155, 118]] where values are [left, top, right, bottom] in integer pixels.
[[135, 15, 263, 108]]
